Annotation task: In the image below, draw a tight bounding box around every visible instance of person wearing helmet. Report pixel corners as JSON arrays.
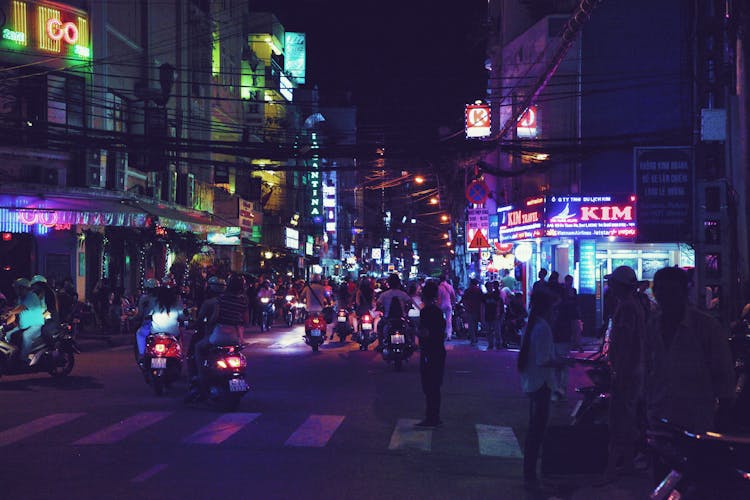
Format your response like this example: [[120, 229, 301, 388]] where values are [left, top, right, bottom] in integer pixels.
[[133, 278, 159, 359], [256, 279, 276, 331], [3, 278, 45, 363], [185, 276, 226, 383], [30, 275, 61, 348], [375, 273, 413, 347], [189, 273, 248, 400]]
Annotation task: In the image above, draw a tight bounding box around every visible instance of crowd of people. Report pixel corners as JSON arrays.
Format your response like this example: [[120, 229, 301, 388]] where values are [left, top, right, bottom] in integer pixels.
[[517, 264, 737, 492]]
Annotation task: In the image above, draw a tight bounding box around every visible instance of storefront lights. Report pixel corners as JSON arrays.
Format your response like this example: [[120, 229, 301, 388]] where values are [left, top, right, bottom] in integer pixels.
[[515, 242, 533, 262]]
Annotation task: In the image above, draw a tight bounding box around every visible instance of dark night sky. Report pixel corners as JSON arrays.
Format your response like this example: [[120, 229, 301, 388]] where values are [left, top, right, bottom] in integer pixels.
[[251, 0, 490, 147]]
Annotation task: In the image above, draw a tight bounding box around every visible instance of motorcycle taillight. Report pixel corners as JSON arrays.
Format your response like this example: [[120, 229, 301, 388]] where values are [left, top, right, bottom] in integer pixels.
[[154, 343, 167, 354], [363, 315, 371, 322], [217, 356, 245, 369]]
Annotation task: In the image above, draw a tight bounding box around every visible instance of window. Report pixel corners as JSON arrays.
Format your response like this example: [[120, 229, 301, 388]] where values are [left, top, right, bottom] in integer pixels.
[[46, 74, 84, 132]]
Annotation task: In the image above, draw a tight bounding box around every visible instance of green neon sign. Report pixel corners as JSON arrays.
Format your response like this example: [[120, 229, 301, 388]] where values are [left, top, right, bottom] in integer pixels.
[[2, 28, 26, 44]]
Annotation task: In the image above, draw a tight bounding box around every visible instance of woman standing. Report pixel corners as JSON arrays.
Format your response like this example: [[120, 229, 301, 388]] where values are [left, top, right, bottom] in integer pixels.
[[416, 280, 446, 427], [517, 288, 567, 489]]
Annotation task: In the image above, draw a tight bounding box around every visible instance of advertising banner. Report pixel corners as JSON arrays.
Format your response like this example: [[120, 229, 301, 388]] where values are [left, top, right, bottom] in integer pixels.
[[578, 240, 597, 294], [634, 147, 692, 243], [546, 194, 636, 238], [498, 198, 545, 241]]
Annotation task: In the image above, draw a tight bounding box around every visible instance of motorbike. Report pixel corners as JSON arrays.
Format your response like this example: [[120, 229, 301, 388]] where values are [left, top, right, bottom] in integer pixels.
[[378, 317, 415, 371], [139, 331, 183, 396], [730, 320, 750, 431], [0, 321, 79, 379], [648, 419, 750, 500], [452, 302, 469, 339], [354, 312, 376, 351], [187, 344, 250, 412], [258, 296, 274, 332], [333, 308, 354, 342], [283, 294, 297, 327], [303, 313, 326, 352], [570, 351, 611, 426], [501, 303, 526, 348]]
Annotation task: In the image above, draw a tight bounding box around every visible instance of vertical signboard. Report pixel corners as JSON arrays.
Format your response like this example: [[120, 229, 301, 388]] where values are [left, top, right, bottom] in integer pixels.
[[634, 147, 693, 243], [284, 32, 306, 84], [578, 240, 596, 294]]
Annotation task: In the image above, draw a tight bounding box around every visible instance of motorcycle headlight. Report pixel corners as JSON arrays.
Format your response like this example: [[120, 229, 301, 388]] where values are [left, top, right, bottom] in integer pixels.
[[285, 295, 294, 302]]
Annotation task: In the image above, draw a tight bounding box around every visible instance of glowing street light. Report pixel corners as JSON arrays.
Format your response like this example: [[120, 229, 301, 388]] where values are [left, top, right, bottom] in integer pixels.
[[414, 175, 425, 184], [429, 197, 439, 205], [440, 214, 449, 222]]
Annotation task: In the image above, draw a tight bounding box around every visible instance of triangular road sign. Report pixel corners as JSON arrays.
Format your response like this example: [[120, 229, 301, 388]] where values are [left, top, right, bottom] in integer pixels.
[[469, 229, 490, 249]]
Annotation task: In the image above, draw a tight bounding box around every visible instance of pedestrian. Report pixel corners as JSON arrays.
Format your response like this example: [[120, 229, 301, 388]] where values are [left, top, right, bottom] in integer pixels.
[[415, 279, 446, 427], [438, 274, 456, 340], [531, 268, 548, 297], [460, 278, 484, 345], [644, 267, 735, 435], [500, 269, 517, 291], [483, 280, 503, 349], [517, 287, 566, 490], [551, 274, 581, 401], [603, 265, 646, 477]]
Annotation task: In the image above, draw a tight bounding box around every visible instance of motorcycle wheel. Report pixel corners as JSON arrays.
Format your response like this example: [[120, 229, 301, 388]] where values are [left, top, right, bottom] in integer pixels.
[[286, 313, 293, 327], [220, 393, 242, 412], [312, 344, 319, 352], [49, 351, 75, 378]]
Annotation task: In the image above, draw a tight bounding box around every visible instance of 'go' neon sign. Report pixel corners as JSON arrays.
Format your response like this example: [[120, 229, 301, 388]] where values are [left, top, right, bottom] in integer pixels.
[[46, 18, 78, 45]]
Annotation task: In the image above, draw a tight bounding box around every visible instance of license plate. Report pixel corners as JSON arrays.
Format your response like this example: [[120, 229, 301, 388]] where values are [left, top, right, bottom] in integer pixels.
[[151, 357, 167, 369], [391, 334, 405, 344], [362, 323, 372, 330], [229, 378, 248, 392], [311, 329, 322, 337], [338, 316, 347, 322]]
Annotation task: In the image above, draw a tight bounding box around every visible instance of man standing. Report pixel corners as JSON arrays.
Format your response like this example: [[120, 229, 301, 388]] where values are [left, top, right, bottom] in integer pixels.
[[644, 267, 735, 434], [416, 280, 446, 427], [531, 269, 549, 297], [603, 265, 646, 476], [501, 269, 517, 291], [438, 274, 456, 340], [461, 279, 484, 345]]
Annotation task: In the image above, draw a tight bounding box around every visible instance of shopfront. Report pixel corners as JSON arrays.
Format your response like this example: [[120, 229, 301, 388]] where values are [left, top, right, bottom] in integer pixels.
[[498, 193, 695, 334]]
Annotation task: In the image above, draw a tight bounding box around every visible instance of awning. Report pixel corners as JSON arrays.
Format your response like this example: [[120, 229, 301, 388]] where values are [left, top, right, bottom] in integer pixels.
[[126, 200, 225, 234], [0, 194, 151, 231]]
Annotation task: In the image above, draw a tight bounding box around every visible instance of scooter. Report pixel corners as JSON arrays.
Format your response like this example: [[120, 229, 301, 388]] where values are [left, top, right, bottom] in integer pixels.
[[303, 313, 326, 352], [258, 297, 274, 332], [333, 308, 354, 342], [0, 322, 79, 379], [648, 419, 750, 500], [283, 295, 297, 327], [379, 317, 414, 371], [139, 331, 183, 396], [570, 352, 611, 426], [354, 312, 376, 351], [187, 344, 249, 412]]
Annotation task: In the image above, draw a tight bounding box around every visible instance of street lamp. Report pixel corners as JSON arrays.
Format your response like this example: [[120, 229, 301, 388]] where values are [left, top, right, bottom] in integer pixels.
[[414, 175, 425, 185], [440, 214, 449, 223], [429, 197, 439, 205]]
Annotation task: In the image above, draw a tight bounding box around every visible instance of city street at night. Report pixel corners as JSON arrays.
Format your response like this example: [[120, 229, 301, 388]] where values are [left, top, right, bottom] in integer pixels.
[[0, 326, 648, 499]]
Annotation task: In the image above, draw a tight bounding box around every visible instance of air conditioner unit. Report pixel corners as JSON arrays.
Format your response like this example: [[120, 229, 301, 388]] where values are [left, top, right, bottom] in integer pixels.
[[106, 150, 126, 191], [85, 149, 106, 188]]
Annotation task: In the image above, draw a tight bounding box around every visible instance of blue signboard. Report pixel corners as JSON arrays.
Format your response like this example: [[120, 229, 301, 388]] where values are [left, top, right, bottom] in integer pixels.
[[579, 240, 596, 294], [488, 214, 499, 240]]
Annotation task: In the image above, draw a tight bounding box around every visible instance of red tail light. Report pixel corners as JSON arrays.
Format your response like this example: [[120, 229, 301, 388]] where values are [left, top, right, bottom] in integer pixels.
[[217, 356, 245, 369], [363, 315, 371, 322], [154, 343, 166, 354], [312, 318, 320, 324]]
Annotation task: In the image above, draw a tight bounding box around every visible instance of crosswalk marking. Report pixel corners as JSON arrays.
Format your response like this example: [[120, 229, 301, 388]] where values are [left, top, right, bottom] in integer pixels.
[[475, 424, 523, 458], [183, 413, 260, 444], [0, 413, 85, 447], [285, 414, 345, 447], [73, 412, 172, 445], [388, 418, 432, 452], [131, 463, 168, 482]]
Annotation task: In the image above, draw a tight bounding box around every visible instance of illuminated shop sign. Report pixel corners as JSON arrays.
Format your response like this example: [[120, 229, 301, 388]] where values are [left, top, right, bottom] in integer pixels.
[[465, 102, 491, 138], [0, 1, 91, 59], [546, 194, 636, 238], [498, 199, 545, 241], [578, 240, 596, 294], [516, 106, 538, 138], [279, 74, 294, 101], [285, 227, 299, 250], [284, 32, 306, 84], [2, 208, 149, 229]]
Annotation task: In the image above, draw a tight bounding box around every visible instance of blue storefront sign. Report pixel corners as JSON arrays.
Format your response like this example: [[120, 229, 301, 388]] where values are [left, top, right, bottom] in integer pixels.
[[579, 240, 596, 294], [546, 194, 636, 239], [488, 214, 499, 240]]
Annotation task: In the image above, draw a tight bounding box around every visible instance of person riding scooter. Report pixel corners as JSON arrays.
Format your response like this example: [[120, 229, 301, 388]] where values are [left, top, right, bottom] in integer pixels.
[[376, 274, 413, 349], [29, 275, 61, 365], [187, 276, 226, 381], [3, 278, 45, 364], [134, 278, 159, 361]]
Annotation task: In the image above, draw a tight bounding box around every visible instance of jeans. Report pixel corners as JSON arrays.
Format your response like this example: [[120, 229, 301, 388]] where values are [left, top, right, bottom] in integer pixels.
[[467, 312, 480, 344], [486, 318, 502, 348], [524, 384, 552, 482], [441, 306, 453, 337], [135, 321, 151, 357], [420, 348, 446, 423], [6, 325, 43, 359]]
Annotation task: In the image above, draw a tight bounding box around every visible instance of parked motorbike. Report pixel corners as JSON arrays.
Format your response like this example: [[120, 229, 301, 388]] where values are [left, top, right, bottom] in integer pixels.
[[452, 302, 469, 339], [303, 313, 326, 352], [259, 297, 274, 332], [648, 419, 750, 500], [139, 331, 183, 396], [501, 302, 527, 348], [187, 344, 250, 412], [570, 351, 611, 426], [379, 317, 414, 371], [0, 321, 79, 379], [333, 308, 354, 342], [354, 312, 376, 351]]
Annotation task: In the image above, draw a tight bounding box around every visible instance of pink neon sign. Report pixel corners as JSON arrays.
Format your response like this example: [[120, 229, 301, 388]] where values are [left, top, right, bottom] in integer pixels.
[[46, 18, 79, 44]]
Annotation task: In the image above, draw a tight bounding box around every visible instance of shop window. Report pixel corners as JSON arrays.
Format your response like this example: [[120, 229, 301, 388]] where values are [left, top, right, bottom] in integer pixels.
[[704, 220, 721, 244]]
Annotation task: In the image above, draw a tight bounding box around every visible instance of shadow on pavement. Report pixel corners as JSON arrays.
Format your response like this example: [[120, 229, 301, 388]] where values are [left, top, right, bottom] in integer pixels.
[[0, 375, 104, 391]]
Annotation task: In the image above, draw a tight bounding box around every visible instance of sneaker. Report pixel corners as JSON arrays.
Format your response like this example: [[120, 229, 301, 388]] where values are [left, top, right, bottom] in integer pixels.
[[415, 419, 443, 428]]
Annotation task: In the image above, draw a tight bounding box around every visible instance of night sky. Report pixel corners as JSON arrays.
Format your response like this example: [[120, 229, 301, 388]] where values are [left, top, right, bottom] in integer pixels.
[[252, 0, 489, 149]]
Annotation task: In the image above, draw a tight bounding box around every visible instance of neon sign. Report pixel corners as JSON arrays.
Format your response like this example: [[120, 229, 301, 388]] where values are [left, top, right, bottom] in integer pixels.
[[46, 18, 78, 44], [546, 194, 637, 238]]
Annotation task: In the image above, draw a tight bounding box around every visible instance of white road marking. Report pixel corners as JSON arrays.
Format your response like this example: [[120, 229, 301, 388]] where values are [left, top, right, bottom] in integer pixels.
[[388, 418, 432, 452], [73, 411, 171, 445], [475, 424, 523, 458], [183, 413, 261, 444], [0, 413, 85, 447], [131, 463, 168, 482], [285, 414, 345, 447]]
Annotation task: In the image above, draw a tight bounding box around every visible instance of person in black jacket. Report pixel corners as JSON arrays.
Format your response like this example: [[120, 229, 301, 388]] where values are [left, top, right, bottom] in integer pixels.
[[416, 280, 447, 427]]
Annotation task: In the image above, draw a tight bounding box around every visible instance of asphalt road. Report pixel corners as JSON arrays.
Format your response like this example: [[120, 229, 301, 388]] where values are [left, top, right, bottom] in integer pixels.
[[0, 325, 651, 500]]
